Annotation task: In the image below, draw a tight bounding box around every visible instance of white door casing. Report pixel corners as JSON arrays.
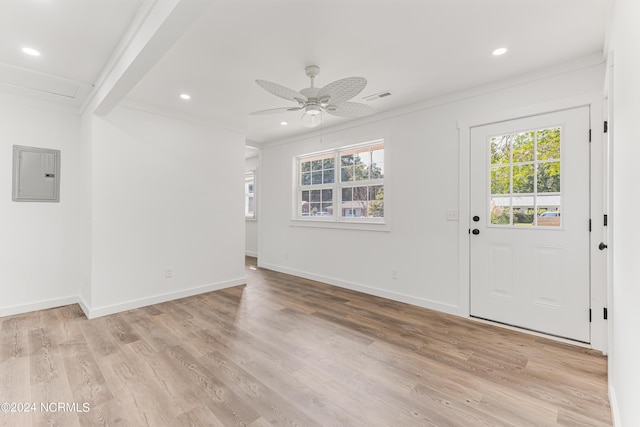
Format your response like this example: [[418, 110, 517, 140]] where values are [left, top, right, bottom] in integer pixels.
[[469, 106, 591, 343]]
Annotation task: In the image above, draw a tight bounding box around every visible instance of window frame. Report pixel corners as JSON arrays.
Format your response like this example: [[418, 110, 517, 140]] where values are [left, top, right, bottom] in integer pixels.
[[245, 170, 256, 220], [293, 140, 386, 229]]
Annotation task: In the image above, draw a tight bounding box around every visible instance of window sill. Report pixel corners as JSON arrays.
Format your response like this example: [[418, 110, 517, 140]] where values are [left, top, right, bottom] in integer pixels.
[[290, 218, 390, 232]]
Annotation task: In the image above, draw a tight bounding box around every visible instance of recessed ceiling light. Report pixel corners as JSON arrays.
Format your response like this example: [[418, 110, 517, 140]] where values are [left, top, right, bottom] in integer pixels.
[[179, 93, 191, 100], [492, 47, 508, 56], [280, 121, 288, 126], [22, 47, 40, 56]]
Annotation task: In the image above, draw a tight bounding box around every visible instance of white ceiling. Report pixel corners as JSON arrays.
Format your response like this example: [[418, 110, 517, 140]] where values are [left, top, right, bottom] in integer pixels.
[[0, 0, 144, 106], [1, 0, 611, 145]]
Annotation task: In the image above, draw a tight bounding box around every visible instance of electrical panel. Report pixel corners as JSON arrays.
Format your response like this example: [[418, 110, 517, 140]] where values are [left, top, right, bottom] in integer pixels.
[[12, 145, 61, 202]]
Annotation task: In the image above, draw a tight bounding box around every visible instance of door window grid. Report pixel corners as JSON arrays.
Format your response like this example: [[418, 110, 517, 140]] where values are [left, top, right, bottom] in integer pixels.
[[489, 127, 561, 227]]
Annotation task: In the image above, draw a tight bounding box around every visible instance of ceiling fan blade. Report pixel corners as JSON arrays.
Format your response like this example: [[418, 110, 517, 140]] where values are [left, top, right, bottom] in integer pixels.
[[325, 102, 375, 118], [250, 106, 302, 116], [318, 77, 367, 106], [256, 80, 307, 104]]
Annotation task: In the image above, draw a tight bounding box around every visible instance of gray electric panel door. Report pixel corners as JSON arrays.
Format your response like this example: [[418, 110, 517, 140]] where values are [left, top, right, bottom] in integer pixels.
[[12, 145, 61, 202]]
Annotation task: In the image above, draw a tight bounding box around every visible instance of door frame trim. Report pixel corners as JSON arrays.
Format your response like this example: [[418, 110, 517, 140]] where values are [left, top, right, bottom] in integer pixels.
[[457, 92, 607, 351]]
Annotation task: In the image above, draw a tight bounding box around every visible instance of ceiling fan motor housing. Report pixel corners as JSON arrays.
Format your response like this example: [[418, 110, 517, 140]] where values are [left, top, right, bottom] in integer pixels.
[[305, 104, 322, 116]]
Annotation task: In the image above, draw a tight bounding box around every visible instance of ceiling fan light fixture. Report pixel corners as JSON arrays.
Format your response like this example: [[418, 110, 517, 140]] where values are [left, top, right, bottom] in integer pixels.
[[301, 111, 322, 128]]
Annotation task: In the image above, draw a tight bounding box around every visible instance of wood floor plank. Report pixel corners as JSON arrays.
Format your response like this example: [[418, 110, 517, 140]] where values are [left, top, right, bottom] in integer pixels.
[[59, 339, 113, 412], [0, 256, 612, 426], [199, 349, 321, 426]]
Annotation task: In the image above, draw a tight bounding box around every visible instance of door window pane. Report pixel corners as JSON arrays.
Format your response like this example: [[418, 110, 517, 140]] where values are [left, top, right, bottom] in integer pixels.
[[537, 207, 561, 227], [491, 167, 510, 194], [537, 128, 561, 160], [490, 135, 511, 164], [490, 196, 511, 225], [512, 131, 534, 162], [513, 164, 534, 193], [488, 128, 562, 228], [537, 162, 560, 193], [513, 196, 534, 226]]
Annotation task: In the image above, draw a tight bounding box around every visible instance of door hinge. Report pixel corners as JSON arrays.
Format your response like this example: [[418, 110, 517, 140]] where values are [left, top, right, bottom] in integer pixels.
[[589, 129, 592, 142], [604, 121, 608, 133], [589, 309, 592, 322], [589, 219, 592, 232], [604, 307, 608, 320], [604, 214, 608, 226]]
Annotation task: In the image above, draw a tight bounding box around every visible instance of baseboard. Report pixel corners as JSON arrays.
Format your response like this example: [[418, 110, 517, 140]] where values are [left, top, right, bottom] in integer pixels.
[[83, 277, 247, 319], [0, 295, 80, 318], [609, 385, 620, 426], [245, 251, 258, 257], [77, 295, 91, 319], [259, 262, 460, 316]]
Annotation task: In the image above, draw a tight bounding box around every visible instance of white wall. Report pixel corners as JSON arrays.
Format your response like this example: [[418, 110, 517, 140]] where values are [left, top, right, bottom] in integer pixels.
[[88, 105, 246, 317], [245, 155, 259, 257], [609, 0, 640, 424], [260, 63, 604, 316], [0, 94, 84, 316]]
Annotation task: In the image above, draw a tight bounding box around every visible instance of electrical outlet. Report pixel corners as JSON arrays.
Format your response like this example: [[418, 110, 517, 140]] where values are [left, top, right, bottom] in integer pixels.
[[391, 268, 399, 279], [284, 252, 289, 260], [165, 267, 173, 278]]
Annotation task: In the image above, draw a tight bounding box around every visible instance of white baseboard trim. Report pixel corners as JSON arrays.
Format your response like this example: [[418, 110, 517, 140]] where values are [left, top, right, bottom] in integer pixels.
[[259, 262, 460, 316], [84, 277, 247, 319], [245, 251, 258, 257], [0, 296, 79, 318], [0, 278, 247, 320], [609, 385, 620, 426], [77, 295, 91, 319]]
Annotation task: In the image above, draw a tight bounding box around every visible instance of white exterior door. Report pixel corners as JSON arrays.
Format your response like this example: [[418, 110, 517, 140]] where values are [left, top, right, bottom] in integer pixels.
[[470, 107, 591, 342]]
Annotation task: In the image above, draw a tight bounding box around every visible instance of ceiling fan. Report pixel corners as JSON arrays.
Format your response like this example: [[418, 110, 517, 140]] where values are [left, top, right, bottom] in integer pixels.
[[250, 65, 376, 128]]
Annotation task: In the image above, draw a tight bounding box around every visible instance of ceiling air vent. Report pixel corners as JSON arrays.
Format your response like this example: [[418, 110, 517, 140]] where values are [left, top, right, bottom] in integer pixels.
[[362, 91, 392, 102]]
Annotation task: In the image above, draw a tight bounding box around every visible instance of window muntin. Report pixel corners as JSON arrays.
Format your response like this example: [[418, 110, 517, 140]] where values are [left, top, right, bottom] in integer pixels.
[[489, 127, 561, 227], [297, 141, 384, 221]]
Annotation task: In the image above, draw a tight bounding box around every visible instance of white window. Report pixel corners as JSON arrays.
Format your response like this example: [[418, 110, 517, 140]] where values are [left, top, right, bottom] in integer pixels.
[[296, 140, 384, 222], [245, 171, 255, 219]]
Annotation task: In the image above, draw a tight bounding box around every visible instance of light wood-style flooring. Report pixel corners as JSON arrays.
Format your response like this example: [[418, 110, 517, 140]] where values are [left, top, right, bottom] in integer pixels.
[[1, 257, 612, 426]]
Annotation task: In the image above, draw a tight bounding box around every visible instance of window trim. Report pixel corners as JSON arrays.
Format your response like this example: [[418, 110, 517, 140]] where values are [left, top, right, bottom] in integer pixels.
[[292, 139, 388, 230]]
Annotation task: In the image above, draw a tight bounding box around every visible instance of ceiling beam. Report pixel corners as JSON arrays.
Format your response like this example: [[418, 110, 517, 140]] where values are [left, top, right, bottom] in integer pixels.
[[84, 0, 211, 116]]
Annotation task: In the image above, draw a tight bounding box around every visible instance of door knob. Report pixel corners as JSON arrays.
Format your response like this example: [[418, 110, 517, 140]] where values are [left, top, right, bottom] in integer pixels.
[[472, 229, 480, 235], [599, 242, 608, 250]]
